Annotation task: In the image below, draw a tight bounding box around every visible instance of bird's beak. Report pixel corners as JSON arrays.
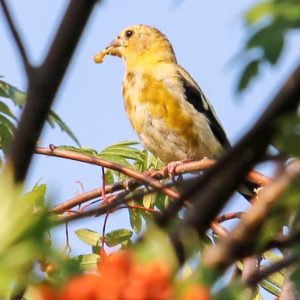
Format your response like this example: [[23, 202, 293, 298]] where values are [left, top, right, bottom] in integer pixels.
[[94, 37, 124, 64], [105, 37, 124, 58]]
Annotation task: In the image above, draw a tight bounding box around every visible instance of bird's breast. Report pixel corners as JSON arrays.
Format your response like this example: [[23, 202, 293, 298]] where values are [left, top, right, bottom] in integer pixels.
[[122, 71, 223, 163]]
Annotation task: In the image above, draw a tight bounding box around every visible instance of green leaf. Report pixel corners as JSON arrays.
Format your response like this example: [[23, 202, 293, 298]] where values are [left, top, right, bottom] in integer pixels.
[[0, 112, 16, 131], [75, 253, 99, 271], [58, 145, 98, 156], [260, 278, 281, 296], [274, 115, 300, 156], [245, 2, 273, 25], [237, 59, 260, 91], [263, 250, 283, 265], [129, 208, 143, 233], [99, 141, 145, 164], [98, 153, 133, 167], [135, 225, 178, 269], [46, 111, 80, 146], [98, 141, 146, 171], [92, 245, 102, 255], [214, 283, 244, 300], [75, 229, 102, 246], [101, 146, 144, 162], [104, 169, 114, 185], [247, 24, 285, 64], [0, 122, 14, 154], [0, 113, 15, 153], [265, 269, 284, 289], [0, 80, 80, 145], [105, 229, 133, 247], [108, 140, 140, 147], [23, 184, 47, 208], [121, 238, 133, 249], [47, 255, 82, 287], [291, 267, 300, 293], [154, 194, 169, 210], [0, 80, 26, 107], [0, 101, 18, 121]]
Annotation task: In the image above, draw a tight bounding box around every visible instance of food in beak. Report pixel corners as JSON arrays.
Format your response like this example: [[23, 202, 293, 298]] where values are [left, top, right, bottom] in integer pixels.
[[94, 47, 111, 64]]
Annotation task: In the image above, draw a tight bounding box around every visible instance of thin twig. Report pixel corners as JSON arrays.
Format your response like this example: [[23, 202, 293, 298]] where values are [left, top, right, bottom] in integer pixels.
[[0, 0, 31, 74], [101, 167, 108, 202], [101, 211, 110, 250], [215, 212, 244, 223]]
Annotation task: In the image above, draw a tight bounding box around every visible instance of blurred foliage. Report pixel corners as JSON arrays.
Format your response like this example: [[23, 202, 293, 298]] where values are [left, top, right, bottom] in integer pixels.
[[0, 80, 80, 154], [0, 168, 83, 297], [238, 0, 300, 91], [273, 114, 300, 157], [0, 170, 48, 297]]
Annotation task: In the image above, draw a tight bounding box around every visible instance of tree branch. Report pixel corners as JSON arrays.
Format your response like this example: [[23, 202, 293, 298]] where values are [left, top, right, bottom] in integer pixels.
[[203, 160, 300, 271], [0, 0, 31, 75], [7, 0, 98, 182], [35, 146, 268, 213], [36, 145, 179, 200]]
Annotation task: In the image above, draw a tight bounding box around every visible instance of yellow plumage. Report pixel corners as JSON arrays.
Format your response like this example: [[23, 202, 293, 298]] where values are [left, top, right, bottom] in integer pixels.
[[95, 24, 230, 164]]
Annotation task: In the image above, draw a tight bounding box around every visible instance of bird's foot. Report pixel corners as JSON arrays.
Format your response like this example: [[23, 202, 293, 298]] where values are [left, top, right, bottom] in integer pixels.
[[163, 159, 191, 178]]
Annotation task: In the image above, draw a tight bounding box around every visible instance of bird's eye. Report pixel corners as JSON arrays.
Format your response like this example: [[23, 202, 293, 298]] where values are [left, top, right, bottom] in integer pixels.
[[125, 30, 134, 38]]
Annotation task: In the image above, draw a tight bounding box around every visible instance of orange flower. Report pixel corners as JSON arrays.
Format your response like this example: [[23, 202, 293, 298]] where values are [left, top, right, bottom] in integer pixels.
[[38, 284, 58, 300], [60, 274, 101, 300], [39, 251, 172, 300], [123, 260, 171, 300], [182, 285, 211, 300]]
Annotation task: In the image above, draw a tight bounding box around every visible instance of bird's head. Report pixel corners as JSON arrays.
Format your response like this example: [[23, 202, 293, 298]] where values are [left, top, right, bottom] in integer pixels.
[[94, 25, 177, 68]]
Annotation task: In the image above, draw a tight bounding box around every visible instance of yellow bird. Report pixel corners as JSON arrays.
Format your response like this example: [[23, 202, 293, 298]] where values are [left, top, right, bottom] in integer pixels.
[[95, 24, 230, 164]]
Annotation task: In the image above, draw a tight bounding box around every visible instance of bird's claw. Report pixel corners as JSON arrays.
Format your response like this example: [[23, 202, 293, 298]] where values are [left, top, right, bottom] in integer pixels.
[[163, 159, 191, 178]]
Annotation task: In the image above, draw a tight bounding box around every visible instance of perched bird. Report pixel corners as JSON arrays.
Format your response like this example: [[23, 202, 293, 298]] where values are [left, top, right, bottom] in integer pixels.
[[95, 24, 254, 198]]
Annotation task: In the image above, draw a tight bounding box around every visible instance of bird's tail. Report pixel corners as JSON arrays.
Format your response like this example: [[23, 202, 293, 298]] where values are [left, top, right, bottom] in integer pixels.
[[238, 180, 259, 201]]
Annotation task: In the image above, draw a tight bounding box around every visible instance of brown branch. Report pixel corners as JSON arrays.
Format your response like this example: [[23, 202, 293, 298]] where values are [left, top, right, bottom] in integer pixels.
[[52, 187, 112, 214], [203, 160, 300, 271], [245, 254, 299, 287], [279, 276, 298, 300], [35, 146, 270, 213], [241, 256, 260, 283], [151, 158, 270, 186], [36, 145, 179, 201], [53, 181, 226, 240], [0, 0, 31, 74], [211, 222, 228, 237], [215, 211, 244, 223], [122, 204, 160, 214], [7, 1, 98, 182]]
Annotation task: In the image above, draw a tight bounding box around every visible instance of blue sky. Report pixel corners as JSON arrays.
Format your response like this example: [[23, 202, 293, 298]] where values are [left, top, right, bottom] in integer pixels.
[[1, 0, 300, 259]]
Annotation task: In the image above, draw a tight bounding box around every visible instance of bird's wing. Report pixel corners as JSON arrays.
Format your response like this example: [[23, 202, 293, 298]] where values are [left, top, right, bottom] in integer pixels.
[[175, 66, 231, 149]]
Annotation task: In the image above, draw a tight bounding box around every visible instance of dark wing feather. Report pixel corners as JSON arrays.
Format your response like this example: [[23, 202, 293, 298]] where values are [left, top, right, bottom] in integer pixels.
[[178, 72, 231, 149]]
